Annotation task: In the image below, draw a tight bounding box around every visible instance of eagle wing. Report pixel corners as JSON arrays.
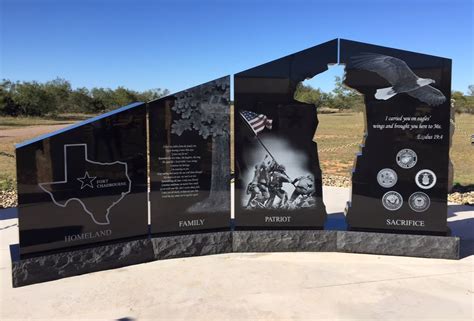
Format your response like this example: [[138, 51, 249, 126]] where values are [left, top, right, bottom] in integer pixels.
[[407, 85, 446, 106], [351, 53, 419, 87]]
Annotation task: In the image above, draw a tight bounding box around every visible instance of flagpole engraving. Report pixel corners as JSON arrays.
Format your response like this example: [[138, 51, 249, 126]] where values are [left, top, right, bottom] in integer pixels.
[[239, 111, 276, 161]]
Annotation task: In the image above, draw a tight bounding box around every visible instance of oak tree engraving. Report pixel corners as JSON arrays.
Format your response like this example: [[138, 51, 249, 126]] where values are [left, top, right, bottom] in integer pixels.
[[171, 77, 230, 213]]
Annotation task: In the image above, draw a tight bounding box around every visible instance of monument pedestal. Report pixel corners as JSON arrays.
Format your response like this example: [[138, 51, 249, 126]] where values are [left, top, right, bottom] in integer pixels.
[[12, 229, 459, 287], [12, 231, 233, 287], [151, 231, 233, 260], [12, 239, 155, 287], [232, 230, 460, 260], [337, 231, 460, 259], [232, 230, 337, 252]]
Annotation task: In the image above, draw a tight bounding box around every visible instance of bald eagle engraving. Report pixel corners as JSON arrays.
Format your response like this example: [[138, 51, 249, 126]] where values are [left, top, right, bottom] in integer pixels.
[[351, 53, 446, 106]]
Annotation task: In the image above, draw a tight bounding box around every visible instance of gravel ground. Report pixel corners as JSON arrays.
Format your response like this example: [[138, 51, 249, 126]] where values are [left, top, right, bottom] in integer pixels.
[[0, 190, 16, 209], [448, 191, 474, 205], [322, 174, 352, 188], [1, 175, 471, 209]]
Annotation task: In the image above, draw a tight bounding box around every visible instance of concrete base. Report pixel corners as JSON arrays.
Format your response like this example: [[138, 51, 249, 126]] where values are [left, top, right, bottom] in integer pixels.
[[12, 231, 233, 287], [233, 230, 460, 260]]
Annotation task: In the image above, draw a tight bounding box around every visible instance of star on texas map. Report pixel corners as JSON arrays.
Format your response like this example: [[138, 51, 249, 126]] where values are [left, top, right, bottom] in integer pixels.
[[39, 144, 131, 225]]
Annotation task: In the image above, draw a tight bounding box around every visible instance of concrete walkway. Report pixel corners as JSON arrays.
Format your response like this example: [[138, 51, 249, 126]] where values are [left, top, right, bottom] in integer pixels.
[[0, 187, 472, 320]]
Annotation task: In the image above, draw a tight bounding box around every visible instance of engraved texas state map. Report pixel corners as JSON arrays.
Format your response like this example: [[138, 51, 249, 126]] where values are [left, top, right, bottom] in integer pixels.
[[39, 144, 131, 225]]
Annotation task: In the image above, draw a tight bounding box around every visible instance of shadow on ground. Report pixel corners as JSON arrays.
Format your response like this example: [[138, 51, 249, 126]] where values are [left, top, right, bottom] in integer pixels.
[[0, 208, 17, 220], [10, 244, 19, 261], [448, 217, 474, 259], [324, 212, 347, 230], [448, 204, 473, 217]]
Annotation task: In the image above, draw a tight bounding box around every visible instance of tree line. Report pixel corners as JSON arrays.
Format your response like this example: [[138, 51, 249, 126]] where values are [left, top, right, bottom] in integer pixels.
[[1, 77, 473, 117], [452, 87, 474, 114], [0, 78, 169, 117], [295, 76, 365, 112]]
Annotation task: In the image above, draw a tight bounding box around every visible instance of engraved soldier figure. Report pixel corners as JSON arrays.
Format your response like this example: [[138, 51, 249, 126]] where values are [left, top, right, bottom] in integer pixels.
[[266, 163, 292, 208], [289, 174, 316, 208], [246, 155, 271, 208]]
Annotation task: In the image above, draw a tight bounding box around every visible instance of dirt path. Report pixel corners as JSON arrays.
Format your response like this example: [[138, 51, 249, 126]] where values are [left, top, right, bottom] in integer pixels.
[[0, 123, 74, 145]]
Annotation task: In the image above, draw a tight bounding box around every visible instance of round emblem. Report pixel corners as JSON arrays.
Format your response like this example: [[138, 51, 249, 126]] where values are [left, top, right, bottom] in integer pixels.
[[415, 169, 437, 189], [382, 191, 403, 211], [377, 168, 398, 188], [409, 192, 431, 212], [396, 149, 417, 169]]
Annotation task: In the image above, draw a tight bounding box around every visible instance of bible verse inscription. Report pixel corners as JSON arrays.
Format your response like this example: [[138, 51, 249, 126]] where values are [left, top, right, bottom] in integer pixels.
[[373, 115, 443, 140]]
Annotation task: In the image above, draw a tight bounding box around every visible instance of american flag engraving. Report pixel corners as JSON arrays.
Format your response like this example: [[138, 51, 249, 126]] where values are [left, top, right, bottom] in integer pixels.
[[240, 110, 273, 135]]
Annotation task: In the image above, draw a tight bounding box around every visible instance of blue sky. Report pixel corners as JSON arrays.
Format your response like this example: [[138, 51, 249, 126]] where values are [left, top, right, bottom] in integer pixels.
[[1, 0, 473, 94]]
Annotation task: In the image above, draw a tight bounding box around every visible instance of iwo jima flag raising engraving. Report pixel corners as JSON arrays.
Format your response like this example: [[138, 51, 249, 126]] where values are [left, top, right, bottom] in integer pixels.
[[239, 109, 317, 212], [234, 40, 333, 229], [241, 110, 273, 134]]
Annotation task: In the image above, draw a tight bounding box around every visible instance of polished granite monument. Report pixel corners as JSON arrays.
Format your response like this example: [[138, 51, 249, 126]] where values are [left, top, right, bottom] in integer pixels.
[[148, 77, 231, 234], [341, 39, 452, 235], [11, 38, 459, 287], [233, 40, 336, 230], [16, 102, 148, 258]]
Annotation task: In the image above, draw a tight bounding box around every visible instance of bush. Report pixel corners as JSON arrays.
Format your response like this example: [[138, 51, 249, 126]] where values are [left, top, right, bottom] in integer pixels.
[[295, 76, 365, 112], [452, 91, 474, 114], [0, 78, 169, 117]]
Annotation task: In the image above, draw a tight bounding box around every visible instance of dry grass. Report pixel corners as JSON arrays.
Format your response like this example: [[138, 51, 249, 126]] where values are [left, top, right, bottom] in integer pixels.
[[0, 114, 93, 130], [450, 113, 474, 186], [315, 112, 474, 186], [0, 112, 472, 192], [0, 116, 78, 190], [315, 113, 365, 177]]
